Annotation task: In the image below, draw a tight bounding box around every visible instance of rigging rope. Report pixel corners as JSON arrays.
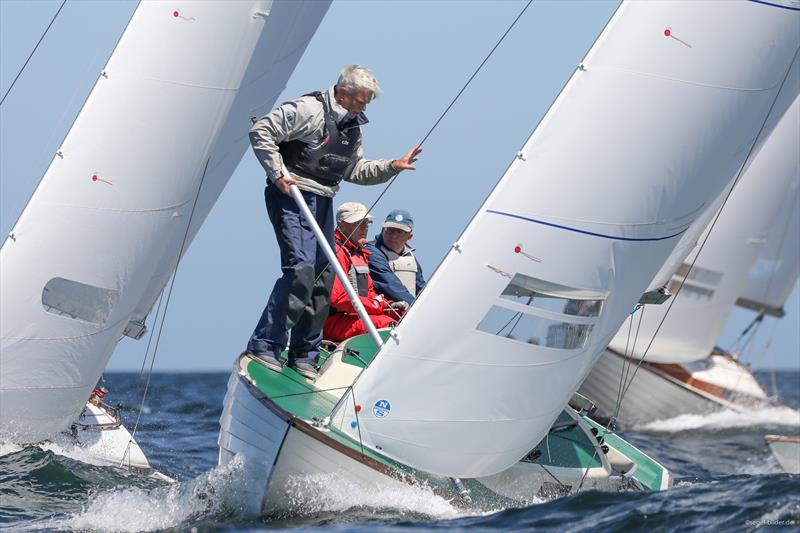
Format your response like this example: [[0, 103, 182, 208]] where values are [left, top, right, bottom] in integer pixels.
[[317, 0, 534, 282], [362, 0, 534, 218], [615, 44, 800, 409], [0, 0, 67, 107], [122, 159, 212, 462]]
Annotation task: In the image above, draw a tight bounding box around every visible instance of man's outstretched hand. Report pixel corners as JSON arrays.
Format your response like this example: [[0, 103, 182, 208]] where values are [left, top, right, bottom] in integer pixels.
[[391, 146, 423, 172]]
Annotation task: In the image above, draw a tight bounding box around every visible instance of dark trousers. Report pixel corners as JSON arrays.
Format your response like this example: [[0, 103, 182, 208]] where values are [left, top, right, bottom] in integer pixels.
[[247, 184, 334, 364]]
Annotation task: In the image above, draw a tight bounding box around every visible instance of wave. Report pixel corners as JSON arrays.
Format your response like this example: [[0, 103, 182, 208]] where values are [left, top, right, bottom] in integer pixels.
[[28, 456, 241, 532], [276, 471, 464, 520], [635, 405, 800, 432]]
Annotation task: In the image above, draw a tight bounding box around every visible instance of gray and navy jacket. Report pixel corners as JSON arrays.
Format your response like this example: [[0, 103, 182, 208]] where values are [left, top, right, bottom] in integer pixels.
[[365, 234, 426, 305], [249, 87, 397, 197]]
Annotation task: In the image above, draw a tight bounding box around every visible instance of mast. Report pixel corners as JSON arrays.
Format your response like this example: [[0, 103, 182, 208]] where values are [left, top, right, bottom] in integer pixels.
[[330, 0, 800, 478], [0, 0, 330, 441]]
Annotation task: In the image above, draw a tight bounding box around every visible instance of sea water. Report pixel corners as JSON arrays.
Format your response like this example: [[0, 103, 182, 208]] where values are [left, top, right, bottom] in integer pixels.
[[1, 371, 798, 532]]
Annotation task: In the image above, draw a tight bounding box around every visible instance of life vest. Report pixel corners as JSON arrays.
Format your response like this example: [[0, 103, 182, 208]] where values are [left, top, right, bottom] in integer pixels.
[[379, 244, 419, 297], [338, 236, 370, 298], [278, 91, 363, 186]]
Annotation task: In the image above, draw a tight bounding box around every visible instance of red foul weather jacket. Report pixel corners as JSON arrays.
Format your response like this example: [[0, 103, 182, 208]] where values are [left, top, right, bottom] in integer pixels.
[[323, 230, 397, 342]]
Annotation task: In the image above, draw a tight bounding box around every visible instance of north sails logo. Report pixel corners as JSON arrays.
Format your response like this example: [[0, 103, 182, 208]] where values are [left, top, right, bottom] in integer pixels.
[[373, 400, 391, 418]]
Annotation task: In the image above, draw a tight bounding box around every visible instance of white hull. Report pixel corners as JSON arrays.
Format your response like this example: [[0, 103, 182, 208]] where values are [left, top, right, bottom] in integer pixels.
[[73, 401, 152, 472], [766, 435, 800, 474], [218, 369, 410, 515], [578, 349, 773, 426], [219, 342, 672, 516]]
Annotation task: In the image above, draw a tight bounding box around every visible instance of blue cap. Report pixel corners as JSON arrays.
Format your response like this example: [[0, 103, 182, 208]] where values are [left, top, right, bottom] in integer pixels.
[[383, 209, 414, 232]]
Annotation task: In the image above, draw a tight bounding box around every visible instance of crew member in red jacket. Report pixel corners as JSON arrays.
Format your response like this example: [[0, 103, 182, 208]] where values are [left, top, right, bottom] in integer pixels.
[[323, 202, 406, 342]]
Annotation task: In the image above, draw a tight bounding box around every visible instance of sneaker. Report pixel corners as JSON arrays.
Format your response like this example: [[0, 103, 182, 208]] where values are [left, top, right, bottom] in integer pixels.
[[244, 351, 283, 372], [289, 361, 319, 381]]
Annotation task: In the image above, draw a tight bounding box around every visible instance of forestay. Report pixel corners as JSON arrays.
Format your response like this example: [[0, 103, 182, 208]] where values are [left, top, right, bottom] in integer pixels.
[[0, 0, 330, 441], [331, 1, 800, 478], [609, 93, 800, 364]]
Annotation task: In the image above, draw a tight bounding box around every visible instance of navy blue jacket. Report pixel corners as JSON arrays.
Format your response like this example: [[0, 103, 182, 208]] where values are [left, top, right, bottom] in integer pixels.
[[365, 234, 426, 305]]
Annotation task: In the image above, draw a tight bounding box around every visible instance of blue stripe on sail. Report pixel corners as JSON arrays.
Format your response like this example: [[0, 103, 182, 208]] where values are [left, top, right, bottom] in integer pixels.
[[485, 209, 688, 242], [747, 0, 800, 11]]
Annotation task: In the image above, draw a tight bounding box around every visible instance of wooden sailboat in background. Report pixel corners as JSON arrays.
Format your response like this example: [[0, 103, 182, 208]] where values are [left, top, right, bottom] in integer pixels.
[[0, 0, 330, 471], [579, 92, 799, 426], [219, 0, 800, 515]]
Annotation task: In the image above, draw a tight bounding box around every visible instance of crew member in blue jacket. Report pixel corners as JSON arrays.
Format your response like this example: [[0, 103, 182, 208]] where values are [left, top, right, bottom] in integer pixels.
[[366, 209, 426, 308]]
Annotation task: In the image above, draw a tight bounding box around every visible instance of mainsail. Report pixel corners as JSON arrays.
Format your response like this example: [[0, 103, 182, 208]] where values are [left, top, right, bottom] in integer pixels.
[[0, 0, 330, 441], [331, 1, 800, 478], [609, 93, 800, 364]]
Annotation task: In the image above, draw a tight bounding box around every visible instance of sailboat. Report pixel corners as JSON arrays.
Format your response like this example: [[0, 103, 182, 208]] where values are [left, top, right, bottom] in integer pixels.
[[0, 0, 330, 472], [578, 91, 799, 426], [218, 0, 800, 514], [766, 435, 800, 474]]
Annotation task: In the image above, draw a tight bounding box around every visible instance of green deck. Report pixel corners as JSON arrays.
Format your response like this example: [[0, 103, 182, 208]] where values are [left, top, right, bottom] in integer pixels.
[[244, 332, 664, 492], [584, 417, 664, 490], [528, 411, 603, 469]]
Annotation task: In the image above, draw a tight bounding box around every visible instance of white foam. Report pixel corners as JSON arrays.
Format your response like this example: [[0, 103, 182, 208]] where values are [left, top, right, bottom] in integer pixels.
[[280, 472, 463, 519], [636, 405, 800, 432], [45, 456, 249, 532], [0, 440, 22, 456]]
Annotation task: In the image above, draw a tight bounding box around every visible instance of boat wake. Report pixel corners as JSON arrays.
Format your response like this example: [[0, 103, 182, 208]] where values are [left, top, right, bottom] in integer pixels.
[[38, 456, 249, 532], [635, 405, 800, 433], [277, 472, 466, 520], [0, 433, 106, 467]]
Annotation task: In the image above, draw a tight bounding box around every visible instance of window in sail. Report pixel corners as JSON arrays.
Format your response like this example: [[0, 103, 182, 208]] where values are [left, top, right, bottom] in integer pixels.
[[476, 305, 594, 350], [666, 280, 714, 301], [499, 273, 603, 317], [673, 263, 723, 286], [42, 277, 119, 325]]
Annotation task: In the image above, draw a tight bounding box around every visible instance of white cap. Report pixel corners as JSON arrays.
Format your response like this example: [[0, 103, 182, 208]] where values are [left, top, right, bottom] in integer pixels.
[[336, 202, 373, 223]]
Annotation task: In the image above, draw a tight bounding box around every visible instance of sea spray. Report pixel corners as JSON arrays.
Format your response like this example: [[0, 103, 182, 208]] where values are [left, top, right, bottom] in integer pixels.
[[636, 405, 800, 433], [276, 472, 462, 519], [53, 455, 250, 532]]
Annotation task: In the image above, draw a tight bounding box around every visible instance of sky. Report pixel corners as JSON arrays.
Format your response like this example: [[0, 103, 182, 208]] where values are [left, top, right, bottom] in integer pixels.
[[1, 0, 798, 372]]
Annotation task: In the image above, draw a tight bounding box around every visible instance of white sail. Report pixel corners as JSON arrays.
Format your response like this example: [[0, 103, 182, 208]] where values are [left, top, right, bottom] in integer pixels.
[[330, 0, 800, 478], [736, 173, 800, 316], [0, 0, 330, 441], [608, 93, 799, 364], [645, 52, 799, 294]]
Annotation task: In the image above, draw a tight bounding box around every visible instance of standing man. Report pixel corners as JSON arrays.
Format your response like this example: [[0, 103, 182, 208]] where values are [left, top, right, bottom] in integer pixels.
[[366, 209, 426, 306], [246, 65, 421, 380]]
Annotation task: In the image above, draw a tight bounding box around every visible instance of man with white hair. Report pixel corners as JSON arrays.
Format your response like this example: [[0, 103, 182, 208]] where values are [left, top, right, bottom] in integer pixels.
[[245, 65, 421, 380]]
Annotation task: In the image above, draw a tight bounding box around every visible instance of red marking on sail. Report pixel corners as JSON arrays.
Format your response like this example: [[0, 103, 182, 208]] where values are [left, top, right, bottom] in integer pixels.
[[355, 405, 362, 412], [91, 174, 112, 185], [486, 264, 513, 279], [663, 27, 691, 48], [172, 10, 196, 21], [514, 244, 542, 263]]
